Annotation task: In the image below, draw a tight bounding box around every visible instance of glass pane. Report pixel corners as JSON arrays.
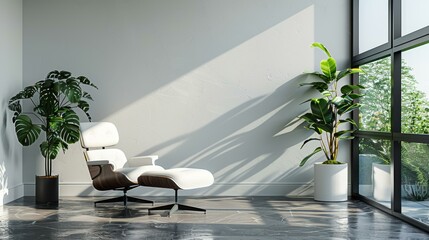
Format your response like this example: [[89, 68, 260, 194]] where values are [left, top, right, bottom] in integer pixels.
[[401, 142, 429, 225], [402, 0, 429, 36], [359, 138, 391, 208], [359, 0, 389, 53], [401, 44, 429, 134], [359, 57, 391, 132]]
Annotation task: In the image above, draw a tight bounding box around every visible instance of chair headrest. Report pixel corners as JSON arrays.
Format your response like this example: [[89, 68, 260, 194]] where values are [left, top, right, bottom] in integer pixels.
[[80, 122, 119, 148]]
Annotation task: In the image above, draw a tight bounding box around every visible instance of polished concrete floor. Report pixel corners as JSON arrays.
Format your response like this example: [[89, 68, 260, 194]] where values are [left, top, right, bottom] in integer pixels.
[[0, 196, 428, 239]]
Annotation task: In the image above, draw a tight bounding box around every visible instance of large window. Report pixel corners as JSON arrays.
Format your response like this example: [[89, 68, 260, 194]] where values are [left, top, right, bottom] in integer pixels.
[[358, 138, 392, 208], [401, 142, 429, 225], [401, 44, 429, 134], [358, 0, 389, 53], [359, 57, 391, 132], [353, 0, 429, 232], [401, 0, 429, 36]]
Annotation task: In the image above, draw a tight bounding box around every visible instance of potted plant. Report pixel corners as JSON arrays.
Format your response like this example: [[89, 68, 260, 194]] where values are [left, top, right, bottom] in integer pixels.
[[359, 138, 391, 201], [8, 70, 97, 206], [299, 42, 364, 201]]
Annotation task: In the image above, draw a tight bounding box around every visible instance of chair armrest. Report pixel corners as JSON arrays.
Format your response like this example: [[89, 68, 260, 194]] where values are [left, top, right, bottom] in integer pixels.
[[128, 155, 159, 166], [87, 160, 111, 166]]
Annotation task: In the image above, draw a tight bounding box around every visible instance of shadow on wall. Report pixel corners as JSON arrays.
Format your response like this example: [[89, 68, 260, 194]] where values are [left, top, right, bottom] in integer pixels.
[[22, 0, 349, 196], [76, 74, 321, 197], [23, 0, 316, 119], [133, 74, 320, 196]]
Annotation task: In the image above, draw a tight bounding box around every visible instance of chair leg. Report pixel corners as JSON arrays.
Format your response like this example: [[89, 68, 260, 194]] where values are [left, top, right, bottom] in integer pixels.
[[127, 196, 154, 205], [94, 188, 154, 207], [148, 189, 206, 216], [95, 196, 125, 207]]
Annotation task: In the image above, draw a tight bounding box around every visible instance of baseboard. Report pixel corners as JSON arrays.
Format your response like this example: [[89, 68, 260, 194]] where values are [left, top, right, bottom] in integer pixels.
[[0, 183, 24, 205], [23, 182, 351, 197]]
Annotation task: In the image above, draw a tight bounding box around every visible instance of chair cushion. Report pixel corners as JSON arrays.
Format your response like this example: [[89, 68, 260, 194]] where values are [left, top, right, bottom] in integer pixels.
[[117, 165, 165, 184], [138, 168, 214, 190], [86, 149, 128, 170], [80, 122, 119, 148]]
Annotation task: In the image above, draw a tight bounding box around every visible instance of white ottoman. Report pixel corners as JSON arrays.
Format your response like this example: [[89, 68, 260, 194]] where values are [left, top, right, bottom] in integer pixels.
[[138, 168, 214, 216]]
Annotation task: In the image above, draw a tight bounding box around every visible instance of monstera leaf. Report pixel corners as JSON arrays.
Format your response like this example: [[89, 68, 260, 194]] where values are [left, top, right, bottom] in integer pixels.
[[40, 138, 62, 160], [14, 115, 42, 146], [59, 109, 80, 144], [61, 78, 82, 103], [77, 76, 98, 89], [39, 80, 59, 117]]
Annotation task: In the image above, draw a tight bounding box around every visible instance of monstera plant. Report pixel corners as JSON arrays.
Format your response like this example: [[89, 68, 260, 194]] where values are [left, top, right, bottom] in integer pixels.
[[299, 43, 364, 166], [8, 70, 97, 177]]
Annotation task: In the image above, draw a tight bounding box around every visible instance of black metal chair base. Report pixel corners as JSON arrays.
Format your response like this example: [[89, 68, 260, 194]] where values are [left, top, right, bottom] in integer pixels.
[[148, 189, 206, 216], [148, 203, 206, 216], [94, 195, 154, 207]]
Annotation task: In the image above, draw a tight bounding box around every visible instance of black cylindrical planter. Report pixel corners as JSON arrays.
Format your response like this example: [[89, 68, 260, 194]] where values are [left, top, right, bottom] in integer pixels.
[[36, 175, 59, 206]]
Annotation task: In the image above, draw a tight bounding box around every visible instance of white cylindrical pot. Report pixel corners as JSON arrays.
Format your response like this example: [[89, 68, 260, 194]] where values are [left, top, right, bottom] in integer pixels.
[[373, 163, 391, 201], [314, 163, 348, 201]]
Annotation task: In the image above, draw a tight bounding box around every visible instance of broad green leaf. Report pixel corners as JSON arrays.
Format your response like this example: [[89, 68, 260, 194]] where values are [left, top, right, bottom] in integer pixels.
[[49, 116, 64, 132], [40, 138, 62, 160], [313, 122, 333, 133], [59, 109, 80, 144], [309, 72, 330, 83], [310, 98, 332, 123], [300, 138, 320, 149], [338, 135, 355, 140], [334, 130, 354, 138], [8, 92, 24, 104], [321, 90, 332, 97], [78, 100, 89, 112], [12, 112, 19, 123], [39, 79, 59, 116], [8, 85, 36, 103], [82, 92, 93, 101], [77, 76, 98, 89], [62, 78, 82, 103], [332, 96, 344, 106], [338, 103, 361, 115], [299, 113, 318, 124], [336, 68, 363, 81], [305, 123, 322, 134], [300, 81, 329, 92], [339, 118, 357, 127], [59, 71, 71, 79], [15, 115, 41, 146], [8, 101, 22, 114], [46, 70, 60, 80], [346, 93, 364, 99], [23, 86, 37, 98], [340, 84, 365, 95], [320, 57, 336, 80], [311, 42, 332, 57], [300, 147, 322, 167]]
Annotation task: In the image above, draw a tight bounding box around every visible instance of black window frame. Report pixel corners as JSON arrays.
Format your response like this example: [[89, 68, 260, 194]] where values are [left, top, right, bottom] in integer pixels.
[[352, 0, 429, 233]]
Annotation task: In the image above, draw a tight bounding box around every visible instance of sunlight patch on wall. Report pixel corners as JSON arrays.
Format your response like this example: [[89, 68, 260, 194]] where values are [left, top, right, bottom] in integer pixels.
[[106, 5, 315, 164]]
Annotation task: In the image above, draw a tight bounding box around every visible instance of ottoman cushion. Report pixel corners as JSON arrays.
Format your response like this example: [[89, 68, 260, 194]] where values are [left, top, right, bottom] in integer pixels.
[[138, 168, 214, 190]]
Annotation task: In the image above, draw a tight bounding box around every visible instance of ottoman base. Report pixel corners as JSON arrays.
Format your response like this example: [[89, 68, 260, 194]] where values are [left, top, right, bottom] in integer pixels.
[[148, 189, 206, 216]]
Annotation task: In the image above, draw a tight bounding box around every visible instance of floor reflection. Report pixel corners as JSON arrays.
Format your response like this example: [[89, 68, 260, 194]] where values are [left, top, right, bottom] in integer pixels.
[[0, 196, 427, 239]]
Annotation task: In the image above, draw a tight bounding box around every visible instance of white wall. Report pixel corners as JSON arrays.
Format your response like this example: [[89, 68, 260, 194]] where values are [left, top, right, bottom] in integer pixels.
[[22, 0, 351, 196], [0, 0, 24, 204]]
